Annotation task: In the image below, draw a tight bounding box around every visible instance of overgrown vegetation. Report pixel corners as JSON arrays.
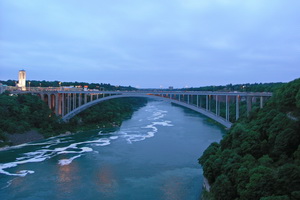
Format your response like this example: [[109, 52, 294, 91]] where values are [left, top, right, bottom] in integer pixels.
[[0, 80, 136, 91], [199, 78, 300, 200], [183, 82, 284, 92], [0, 92, 147, 147], [0, 92, 63, 139], [69, 98, 148, 131]]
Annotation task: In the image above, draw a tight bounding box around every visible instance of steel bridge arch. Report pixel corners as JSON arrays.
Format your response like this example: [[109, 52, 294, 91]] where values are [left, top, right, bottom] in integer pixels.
[[62, 94, 232, 128]]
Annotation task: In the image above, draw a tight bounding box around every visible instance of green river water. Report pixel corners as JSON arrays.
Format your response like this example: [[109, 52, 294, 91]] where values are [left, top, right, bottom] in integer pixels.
[[0, 100, 224, 200]]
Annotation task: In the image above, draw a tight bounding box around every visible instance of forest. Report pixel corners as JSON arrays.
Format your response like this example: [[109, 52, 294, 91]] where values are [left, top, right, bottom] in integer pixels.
[[0, 80, 136, 91], [199, 78, 300, 200], [0, 91, 147, 147], [183, 82, 284, 92]]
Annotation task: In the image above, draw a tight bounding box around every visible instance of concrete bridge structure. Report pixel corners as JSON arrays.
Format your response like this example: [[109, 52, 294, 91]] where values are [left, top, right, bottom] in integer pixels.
[[12, 91, 272, 128]]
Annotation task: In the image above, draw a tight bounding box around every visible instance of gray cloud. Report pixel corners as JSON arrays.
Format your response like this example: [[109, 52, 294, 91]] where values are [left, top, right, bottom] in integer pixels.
[[0, 0, 300, 88]]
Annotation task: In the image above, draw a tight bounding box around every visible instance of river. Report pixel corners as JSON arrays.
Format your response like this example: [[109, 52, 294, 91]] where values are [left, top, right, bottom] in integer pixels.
[[0, 100, 224, 200]]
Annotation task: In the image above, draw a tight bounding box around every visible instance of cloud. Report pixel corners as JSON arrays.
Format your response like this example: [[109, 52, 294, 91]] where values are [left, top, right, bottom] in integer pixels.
[[0, 0, 300, 87]]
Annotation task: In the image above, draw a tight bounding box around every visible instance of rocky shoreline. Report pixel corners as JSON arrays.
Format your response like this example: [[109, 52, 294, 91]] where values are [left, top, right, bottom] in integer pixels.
[[3, 130, 44, 147]]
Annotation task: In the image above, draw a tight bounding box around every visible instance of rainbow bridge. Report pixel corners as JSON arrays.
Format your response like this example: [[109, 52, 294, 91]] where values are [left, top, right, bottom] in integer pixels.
[[13, 91, 272, 128]]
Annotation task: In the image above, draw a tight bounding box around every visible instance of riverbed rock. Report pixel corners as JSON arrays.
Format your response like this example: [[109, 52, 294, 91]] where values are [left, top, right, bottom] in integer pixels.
[[6, 130, 44, 145]]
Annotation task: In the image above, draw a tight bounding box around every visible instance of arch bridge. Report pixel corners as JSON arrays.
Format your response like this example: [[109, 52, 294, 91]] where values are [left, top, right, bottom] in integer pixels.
[[13, 91, 272, 128]]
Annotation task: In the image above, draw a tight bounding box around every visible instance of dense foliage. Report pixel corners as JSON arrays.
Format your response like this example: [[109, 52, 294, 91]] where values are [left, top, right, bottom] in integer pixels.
[[0, 92, 62, 136], [0, 92, 147, 146], [183, 82, 283, 92], [70, 97, 148, 130], [199, 78, 300, 200], [0, 80, 136, 91]]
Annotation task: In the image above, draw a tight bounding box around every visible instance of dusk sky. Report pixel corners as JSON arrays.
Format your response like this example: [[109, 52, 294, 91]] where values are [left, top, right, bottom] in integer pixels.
[[1, 0, 299, 88]]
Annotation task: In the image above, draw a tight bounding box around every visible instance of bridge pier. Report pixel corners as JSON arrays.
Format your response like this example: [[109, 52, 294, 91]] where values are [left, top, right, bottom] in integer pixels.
[[260, 96, 264, 108], [79, 93, 82, 107], [84, 94, 87, 104], [55, 94, 59, 115], [47, 94, 51, 109], [236, 95, 240, 121], [226, 95, 229, 121], [62, 93, 65, 116], [247, 96, 252, 116], [215, 95, 218, 116]]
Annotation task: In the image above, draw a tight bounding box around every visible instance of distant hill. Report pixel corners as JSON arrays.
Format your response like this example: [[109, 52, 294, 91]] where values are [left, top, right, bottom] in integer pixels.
[[199, 78, 300, 200]]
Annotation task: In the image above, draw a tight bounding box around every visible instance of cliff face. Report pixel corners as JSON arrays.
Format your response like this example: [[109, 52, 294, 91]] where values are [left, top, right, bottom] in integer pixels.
[[199, 78, 300, 200]]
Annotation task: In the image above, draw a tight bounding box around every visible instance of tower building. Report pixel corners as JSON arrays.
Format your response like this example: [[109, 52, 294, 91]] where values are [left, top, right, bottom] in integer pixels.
[[18, 70, 26, 90]]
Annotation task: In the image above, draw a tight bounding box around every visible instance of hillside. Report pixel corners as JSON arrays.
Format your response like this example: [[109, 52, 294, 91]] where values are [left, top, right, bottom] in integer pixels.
[[199, 78, 300, 200]]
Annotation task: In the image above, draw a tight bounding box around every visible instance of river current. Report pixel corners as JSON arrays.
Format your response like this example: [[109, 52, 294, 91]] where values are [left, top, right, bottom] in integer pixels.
[[0, 100, 223, 200]]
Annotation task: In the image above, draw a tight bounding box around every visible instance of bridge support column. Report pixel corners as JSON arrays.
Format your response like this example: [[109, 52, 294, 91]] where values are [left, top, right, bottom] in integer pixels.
[[226, 95, 230, 121], [79, 93, 82, 107], [236, 95, 240, 121], [200, 95, 202, 108], [247, 96, 252, 116], [215, 95, 218, 116], [187, 95, 190, 104], [206, 95, 208, 110], [84, 94, 87, 104], [67, 94, 71, 114], [48, 94, 51, 109], [62, 93, 65, 117], [55, 94, 59, 115], [73, 93, 76, 110], [260, 96, 264, 108], [40, 93, 44, 101], [209, 95, 211, 111], [218, 98, 221, 116], [197, 95, 199, 107]]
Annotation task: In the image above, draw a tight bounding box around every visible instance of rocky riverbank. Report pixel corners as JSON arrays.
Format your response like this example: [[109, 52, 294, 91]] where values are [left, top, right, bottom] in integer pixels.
[[5, 130, 45, 146]]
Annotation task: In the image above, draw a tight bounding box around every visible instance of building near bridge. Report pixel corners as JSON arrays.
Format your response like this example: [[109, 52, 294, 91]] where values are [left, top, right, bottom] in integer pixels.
[[17, 70, 26, 91]]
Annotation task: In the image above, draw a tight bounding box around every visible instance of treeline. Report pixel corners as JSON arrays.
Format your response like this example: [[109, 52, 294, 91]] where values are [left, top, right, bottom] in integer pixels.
[[0, 80, 136, 91], [0, 92, 65, 143], [183, 82, 284, 92], [69, 98, 148, 130], [0, 92, 147, 147], [199, 78, 300, 200]]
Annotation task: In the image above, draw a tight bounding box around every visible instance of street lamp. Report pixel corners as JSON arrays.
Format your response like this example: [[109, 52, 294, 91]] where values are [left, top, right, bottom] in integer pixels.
[[28, 81, 31, 91]]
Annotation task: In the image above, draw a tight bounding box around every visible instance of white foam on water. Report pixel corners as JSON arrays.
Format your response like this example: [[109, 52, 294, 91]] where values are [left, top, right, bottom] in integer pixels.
[[58, 155, 82, 166], [0, 166, 35, 177], [0, 104, 173, 179], [152, 121, 174, 127], [81, 147, 93, 152], [147, 110, 168, 120], [18, 170, 34, 175], [123, 119, 174, 144], [0, 134, 117, 177]]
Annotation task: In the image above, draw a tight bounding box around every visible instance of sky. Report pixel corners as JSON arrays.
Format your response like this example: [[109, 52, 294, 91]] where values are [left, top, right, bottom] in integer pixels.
[[0, 0, 300, 88]]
